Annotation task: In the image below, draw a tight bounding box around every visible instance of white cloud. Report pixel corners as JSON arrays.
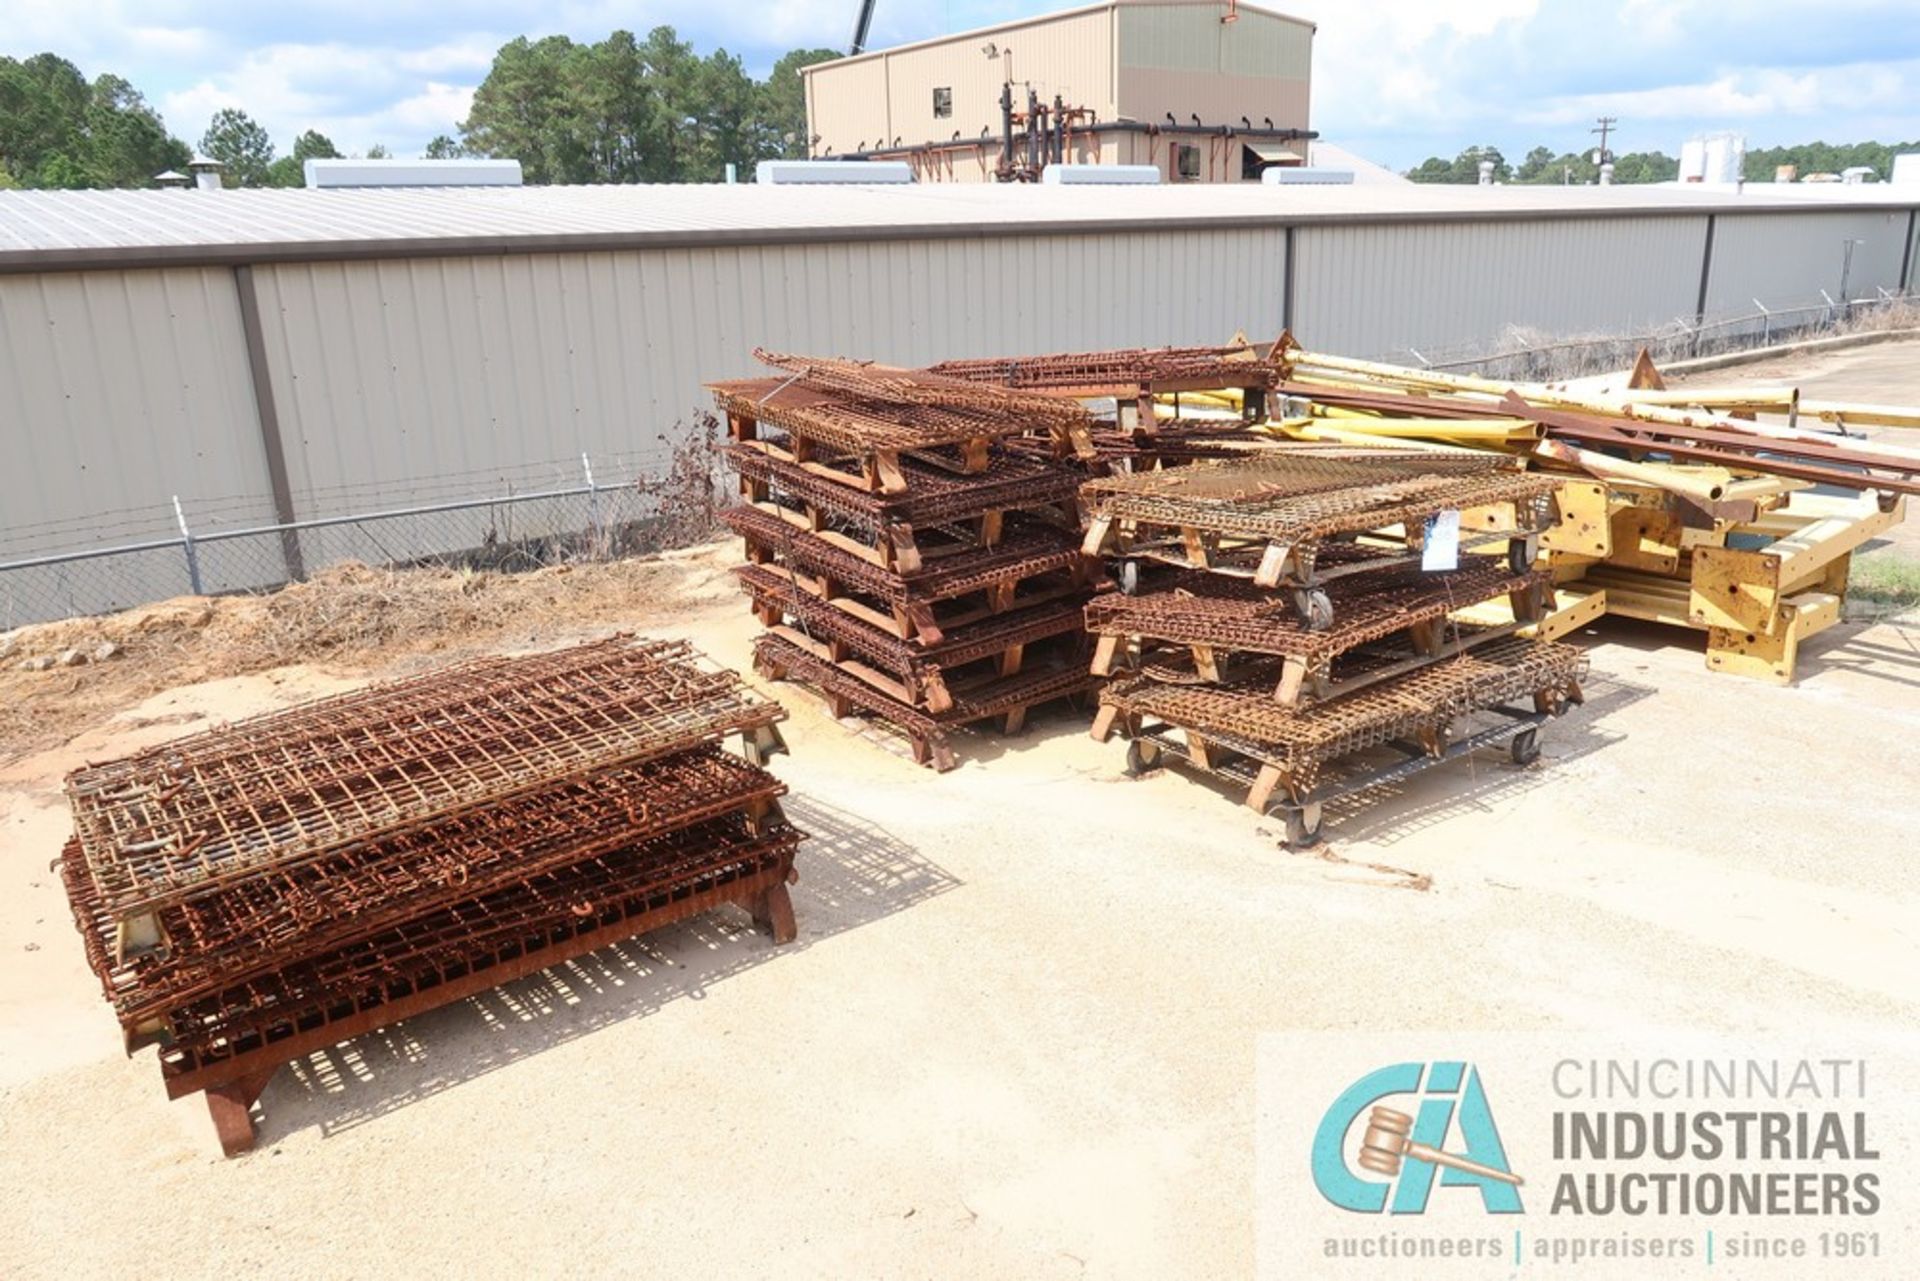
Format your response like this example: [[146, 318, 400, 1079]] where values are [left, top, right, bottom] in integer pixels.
[[8, 1, 1920, 169], [158, 38, 493, 154]]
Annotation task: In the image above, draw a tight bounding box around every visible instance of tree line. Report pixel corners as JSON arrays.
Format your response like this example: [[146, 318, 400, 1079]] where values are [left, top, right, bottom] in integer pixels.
[[1408, 139, 1920, 185], [1, 29, 837, 190]]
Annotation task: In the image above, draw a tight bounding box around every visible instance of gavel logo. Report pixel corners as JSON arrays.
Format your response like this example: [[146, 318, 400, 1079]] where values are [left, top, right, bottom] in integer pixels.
[[1358, 1106, 1524, 1186]]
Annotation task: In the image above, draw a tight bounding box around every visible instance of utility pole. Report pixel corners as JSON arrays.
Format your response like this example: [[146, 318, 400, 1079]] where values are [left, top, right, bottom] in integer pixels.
[[1591, 116, 1617, 164]]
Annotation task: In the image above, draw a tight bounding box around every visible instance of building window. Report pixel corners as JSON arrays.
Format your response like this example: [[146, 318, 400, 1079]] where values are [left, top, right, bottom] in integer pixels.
[[1175, 144, 1202, 182], [933, 87, 953, 119]]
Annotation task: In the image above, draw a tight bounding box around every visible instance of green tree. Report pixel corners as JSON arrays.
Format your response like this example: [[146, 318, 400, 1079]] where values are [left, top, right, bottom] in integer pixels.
[[200, 107, 274, 186], [424, 134, 464, 158], [1515, 145, 1554, 182], [266, 128, 342, 186], [1405, 145, 1509, 183], [686, 49, 757, 180], [759, 48, 839, 159], [461, 34, 586, 182], [1609, 150, 1678, 183], [459, 29, 844, 183], [365, 143, 390, 159], [0, 54, 188, 187]]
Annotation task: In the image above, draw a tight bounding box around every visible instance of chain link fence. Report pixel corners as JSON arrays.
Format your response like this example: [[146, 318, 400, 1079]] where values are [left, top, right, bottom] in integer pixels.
[[1384, 290, 1917, 383], [3, 420, 725, 631]]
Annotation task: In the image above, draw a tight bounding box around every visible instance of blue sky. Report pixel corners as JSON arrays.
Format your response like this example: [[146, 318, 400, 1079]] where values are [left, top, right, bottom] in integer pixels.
[[8, 1, 1920, 169]]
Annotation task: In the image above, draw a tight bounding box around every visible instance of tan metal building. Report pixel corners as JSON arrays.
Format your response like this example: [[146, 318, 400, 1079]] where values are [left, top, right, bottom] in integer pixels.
[[802, 1, 1315, 182]]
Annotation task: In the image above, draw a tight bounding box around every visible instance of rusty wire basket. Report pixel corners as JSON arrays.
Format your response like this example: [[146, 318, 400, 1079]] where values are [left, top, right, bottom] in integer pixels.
[[927, 343, 1279, 392], [754, 632, 1098, 737], [1085, 563, 1543, 662], [752, 349, 1093, 427], [711, 378, 1035, 455], [132, 813, 805, 1080], [720, 505, 1085, 606], [721, 442, 1087, 533], [737, 564, 1086, 681], [65, 638, 787, 924], [1082, 452, 1558, 544], [62, 747, 787, 1034], [1101, 637, 1588, 787]]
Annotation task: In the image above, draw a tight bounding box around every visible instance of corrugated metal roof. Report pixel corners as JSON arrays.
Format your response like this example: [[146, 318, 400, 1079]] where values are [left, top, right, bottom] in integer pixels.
[[1, 181, 1915, 272]]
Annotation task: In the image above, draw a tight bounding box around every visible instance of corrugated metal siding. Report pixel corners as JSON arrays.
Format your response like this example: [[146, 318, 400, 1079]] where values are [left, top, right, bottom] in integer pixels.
[[805, 57, 890, 156], [1705, 209, 1914, 312], [1115, 8, 1311, 147], [1290, 216, 1708, 357], [253, 228, 1284, 514], [1119, 6, 1309, 78], [0, 266, 269, 557]]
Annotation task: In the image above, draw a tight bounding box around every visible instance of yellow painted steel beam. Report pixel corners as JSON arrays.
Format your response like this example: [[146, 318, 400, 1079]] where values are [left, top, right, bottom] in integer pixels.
[[1799, 400, 1920, 429], [1770, 494, 1905, 592], [1534, 439, 1733, 504]]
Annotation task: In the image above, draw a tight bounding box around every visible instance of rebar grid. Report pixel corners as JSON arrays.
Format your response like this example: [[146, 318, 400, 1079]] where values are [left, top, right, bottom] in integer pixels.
[[720, 505, 1083, 604], [138, 814, 804, 1073], [1085, 456, 1560, 544], [1134, 621, 1510, 686], [711, 379, 1032, 454], [720, 443, 1086, 532], [1102, 637, 1587, 783], [1084, 564, 1544, 660], [1062, 426, 1278, 464], [736, 564, 1087, 677], [926, 344, 1279, 391], [62, 748, 786, 1029], [66, 637, 786, 920], [755, 632, 1098, 734], [752, 350, 1093, 427]]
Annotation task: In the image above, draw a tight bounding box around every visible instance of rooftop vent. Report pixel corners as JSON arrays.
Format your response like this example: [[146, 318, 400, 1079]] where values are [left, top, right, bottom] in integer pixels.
[[187, 153, 224, 191], [1261, 167, 1354, 186], [303, 159, 524, 189], [755, 160, 914, 185], [1040, 164, 1161, 185]]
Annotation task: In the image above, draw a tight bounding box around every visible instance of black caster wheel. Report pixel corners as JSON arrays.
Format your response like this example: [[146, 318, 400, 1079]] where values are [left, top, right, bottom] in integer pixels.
[[1117, 559, 1142, 596], [1291, 587, 1334, 632], [1282, 806, 1324, 850], [1124, 738, 1161, 777], [1508, 536, 1538, 574], [1509, 728, 1541, 766]]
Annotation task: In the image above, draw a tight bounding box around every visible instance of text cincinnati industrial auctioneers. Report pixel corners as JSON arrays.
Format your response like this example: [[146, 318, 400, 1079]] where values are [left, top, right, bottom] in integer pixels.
[[1545, 1057, 1880, 1217], [1297, 1054, 1891, 1270]]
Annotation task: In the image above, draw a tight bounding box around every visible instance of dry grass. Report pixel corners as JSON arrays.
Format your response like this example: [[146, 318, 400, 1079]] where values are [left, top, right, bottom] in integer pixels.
[[0, 550, 736, 759]]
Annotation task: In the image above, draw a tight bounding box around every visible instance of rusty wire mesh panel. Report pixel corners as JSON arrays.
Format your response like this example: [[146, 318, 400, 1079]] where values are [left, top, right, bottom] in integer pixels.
[[1083, 453, 1558, 543], [721, 443, 1086, 533], [720, 505, 1083, 605], [737, 564, 1086, 678], [751, 350, 1092, 427], [66, 637, 786, 921], [756, 632, 1099, 731], [61, 748, 786, 1030], [128, 814, 805, 1076], [1085, 564, 1543, 661], [1102, 637, 1587, 783], [926, 344, 1279, 392], [711, 379, 1028, 454], [1010, 425, 1275, 465]]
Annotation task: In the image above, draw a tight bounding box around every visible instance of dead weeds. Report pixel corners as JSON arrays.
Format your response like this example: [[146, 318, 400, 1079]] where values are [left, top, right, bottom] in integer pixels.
[[0, 550, 734, 760]]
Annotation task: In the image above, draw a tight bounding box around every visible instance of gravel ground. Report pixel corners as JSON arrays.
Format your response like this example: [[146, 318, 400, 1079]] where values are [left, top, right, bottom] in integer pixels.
[[2, 345, 1917, 1279]]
